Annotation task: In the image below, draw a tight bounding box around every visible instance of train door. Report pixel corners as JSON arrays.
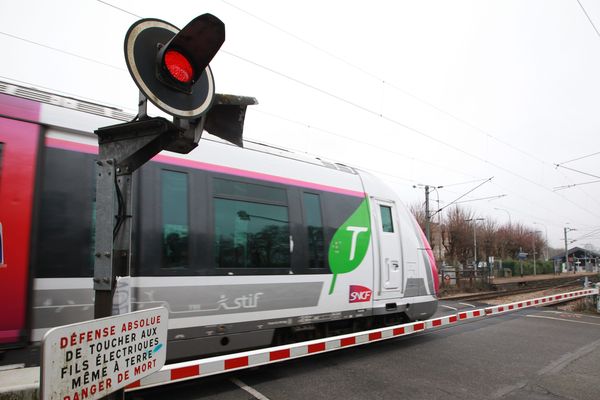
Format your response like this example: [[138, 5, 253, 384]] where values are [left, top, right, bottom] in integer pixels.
[[372, 198, 404, 298], [0, 117, 40, 347]]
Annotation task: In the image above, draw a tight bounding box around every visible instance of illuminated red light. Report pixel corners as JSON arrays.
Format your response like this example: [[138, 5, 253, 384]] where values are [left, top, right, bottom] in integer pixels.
[[164, 50, 194, 83]]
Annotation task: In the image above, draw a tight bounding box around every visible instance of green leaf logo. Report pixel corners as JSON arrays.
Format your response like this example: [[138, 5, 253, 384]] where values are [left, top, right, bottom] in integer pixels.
[[328, 199, 371, 294]]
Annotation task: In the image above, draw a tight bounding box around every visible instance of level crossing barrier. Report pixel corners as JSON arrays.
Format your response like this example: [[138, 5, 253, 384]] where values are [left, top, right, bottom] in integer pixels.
[[125, 287, 599, 391]]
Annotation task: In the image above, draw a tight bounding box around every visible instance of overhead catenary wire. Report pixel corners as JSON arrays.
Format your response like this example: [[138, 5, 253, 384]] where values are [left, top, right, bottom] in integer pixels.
[[220, 0, 382, 82], [250, 111, 531, 211], [252, 108, 482, 181], [225, 50, 545, 188], [431, 177, 494, 217], [226, 49, 600, 220], [26, 2, 592, 219], [4, 0, 597, 240], [489, 180, 577, 229], [440, 178, 493, 188], [243, 133, 477, 205], [250, 112, 516, 211], [97, 0, 142, 19], [218, 0, 600, 218], [453, 194, 507, 205], [555, 165, 600, 180], [219, 0, 550, 167], [0, 35, 503, 216], [243, 134, 418, 185], [17, 1, 595, 202], [250, 111, 549, 218], [0, 31, 125, 72], [2, 25, 593, 219], [553, 179, 600, 191], [555, 150, 600, 166], [571, 227, 600, 241], [212, 3, 600, 218], [220, 0, 600, 208], [5, 27, 598, 224], [576, 0, 600, 39]]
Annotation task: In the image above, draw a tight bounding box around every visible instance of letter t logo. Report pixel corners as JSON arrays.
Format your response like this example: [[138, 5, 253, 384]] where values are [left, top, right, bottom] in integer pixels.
[[346, 226, 368, 261]]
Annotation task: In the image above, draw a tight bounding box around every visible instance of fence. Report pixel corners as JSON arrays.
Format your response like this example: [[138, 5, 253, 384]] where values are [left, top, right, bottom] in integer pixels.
[[439, 267, 492, 290]]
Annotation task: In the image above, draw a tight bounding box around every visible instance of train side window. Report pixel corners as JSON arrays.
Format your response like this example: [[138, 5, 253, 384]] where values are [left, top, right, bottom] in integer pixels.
[[380, 205, 394, 233], [161, 170, 189, 268], [213, 178, 287, 203], [213, 178, 289, 269], [303, 192, 325, 268], [36, 148, 96, 277]]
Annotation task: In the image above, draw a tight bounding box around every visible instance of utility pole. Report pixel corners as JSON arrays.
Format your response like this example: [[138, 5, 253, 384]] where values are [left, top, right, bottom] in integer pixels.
[[474, 224, 477, 266], [564, 227, 568, 273], [533, 239, 536, 276], [425, 185, 431, 243], [532, 230, 542, 276], [466, 218, 484, 267], [414, 184, 443, 245]]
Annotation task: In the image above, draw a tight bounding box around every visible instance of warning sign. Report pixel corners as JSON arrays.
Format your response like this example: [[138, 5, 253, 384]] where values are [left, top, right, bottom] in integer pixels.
[[41, 307, 168, 400]]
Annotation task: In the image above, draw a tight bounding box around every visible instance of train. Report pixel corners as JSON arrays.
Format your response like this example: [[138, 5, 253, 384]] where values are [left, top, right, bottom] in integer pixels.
[[0, 80, 438, 364]]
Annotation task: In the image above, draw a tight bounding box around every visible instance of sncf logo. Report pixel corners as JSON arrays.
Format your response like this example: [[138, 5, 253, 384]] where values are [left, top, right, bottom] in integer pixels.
[[349, 285, 372, 303]]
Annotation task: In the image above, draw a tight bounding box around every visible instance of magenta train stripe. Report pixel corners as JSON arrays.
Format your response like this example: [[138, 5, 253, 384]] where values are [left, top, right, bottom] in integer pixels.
[[0, 93, 41, 121], [45, 137, 366, 198], [156, 154, 365, 197], [46, 137, 98, 155]]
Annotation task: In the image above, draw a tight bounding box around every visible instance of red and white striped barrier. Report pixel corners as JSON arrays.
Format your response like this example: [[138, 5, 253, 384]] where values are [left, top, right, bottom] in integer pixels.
[[126, 287, 599, 391], [483, 289, 597, 316]]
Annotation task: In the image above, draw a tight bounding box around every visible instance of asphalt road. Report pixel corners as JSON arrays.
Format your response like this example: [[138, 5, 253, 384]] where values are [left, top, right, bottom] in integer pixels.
[[127, 301, 600, 400]]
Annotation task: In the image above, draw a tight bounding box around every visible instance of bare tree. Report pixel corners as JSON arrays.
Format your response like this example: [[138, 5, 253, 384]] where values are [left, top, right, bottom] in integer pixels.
[[409, 203, 548, 271], [444, 206, 475, 265], [478, 219, 497, 262], [409, 202, 426, 230]]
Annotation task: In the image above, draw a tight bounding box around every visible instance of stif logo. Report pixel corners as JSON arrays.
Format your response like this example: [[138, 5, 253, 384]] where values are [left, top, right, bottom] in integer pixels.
[[349, 285, 372, 303]]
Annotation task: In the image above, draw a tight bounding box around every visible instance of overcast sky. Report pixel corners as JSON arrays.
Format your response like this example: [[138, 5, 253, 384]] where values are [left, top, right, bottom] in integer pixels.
[[1, 0, 600, 250]]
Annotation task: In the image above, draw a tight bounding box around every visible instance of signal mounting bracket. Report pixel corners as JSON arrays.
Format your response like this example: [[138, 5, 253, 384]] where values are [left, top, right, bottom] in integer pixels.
[[94, 12, 257, 328]]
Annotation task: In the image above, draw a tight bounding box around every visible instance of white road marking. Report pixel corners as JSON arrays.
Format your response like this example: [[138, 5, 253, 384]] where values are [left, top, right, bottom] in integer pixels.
[[459, 302, 476, 308], [525, 315, 600, 326], [230, 378, 271, 400], [541, 310, 600, 320], [440, 305, 458, 311], [537, 337, 600, 375]]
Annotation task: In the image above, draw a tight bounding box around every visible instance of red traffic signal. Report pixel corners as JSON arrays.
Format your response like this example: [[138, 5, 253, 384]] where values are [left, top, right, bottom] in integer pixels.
[[163, 50, 194, 83], [155, 14, 225, 93], [124, 14, 225, 119]]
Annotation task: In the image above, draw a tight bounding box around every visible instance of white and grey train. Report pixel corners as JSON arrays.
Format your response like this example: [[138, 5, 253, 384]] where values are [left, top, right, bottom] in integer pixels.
[[0, 81, 438, 363]]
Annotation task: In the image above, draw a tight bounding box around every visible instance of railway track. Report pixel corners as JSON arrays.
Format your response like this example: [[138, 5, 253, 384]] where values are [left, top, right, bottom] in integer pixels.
[[441, 275, 599, 302]]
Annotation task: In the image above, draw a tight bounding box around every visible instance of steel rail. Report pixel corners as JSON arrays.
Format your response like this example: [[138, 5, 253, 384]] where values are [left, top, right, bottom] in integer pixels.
[[442, 276, 599, 302]]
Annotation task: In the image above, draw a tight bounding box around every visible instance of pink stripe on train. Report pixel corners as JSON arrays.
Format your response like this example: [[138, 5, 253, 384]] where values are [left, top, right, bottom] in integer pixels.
[[45, 137, 366, 198]]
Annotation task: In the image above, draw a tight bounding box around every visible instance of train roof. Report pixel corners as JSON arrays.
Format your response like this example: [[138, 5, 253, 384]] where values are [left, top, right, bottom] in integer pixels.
[[0, 80, 359, 175], [0, 79, 379, 200]]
